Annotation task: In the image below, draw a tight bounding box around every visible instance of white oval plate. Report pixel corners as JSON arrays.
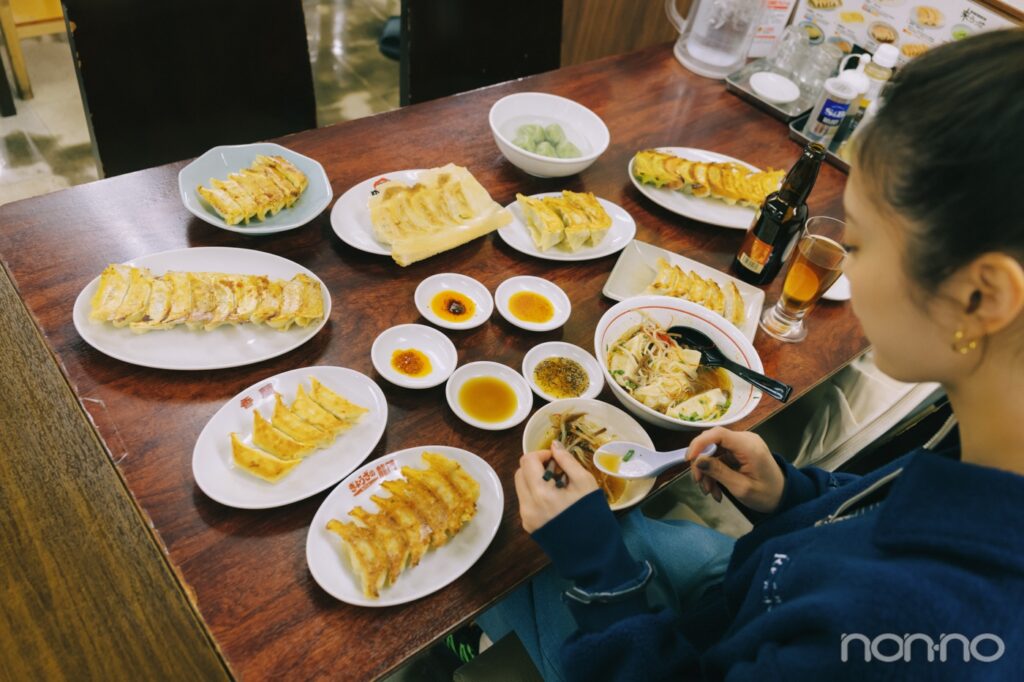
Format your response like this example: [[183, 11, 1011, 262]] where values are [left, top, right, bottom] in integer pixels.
[[522, 398, 655, 510], [306, 445, 503, 607], [446, 361, 533, 430], [628, 147, 765, 230], [330, 169, 425, 255], [601, 240, 764, 342], [497, 193, 636, 261], [522, 341, 604, 401], [414, 273, 493, 330], [371, 324, 458, 389], [494, 276, 571, 332], [192, 366, 387, 509], [73, 247, 331, 370], [178, 142, 333, 235]]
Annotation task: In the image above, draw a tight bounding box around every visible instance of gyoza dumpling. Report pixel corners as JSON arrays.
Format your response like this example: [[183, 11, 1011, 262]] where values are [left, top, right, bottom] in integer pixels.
[[258, 155, 308, 195], [197, 184, 246, 225], [291, 385, 348, 435], [266, 275, 307, 330], [90, 264, 132, 322], [309, 378, 367, 425], [562, 190, 612, 246], [252, 410, 315, 460], [129, 275, 171, 333], [326, 519, 388, 599], [112, 267, 153, 327], [250, 279, 282, 325], [231, 432, 300, 482], [371, 492, 431, 566], [670, 388, 730, 422], [186, 273, 217, 330], [544, 197, 590, 251], [205, 275, 236, 331], [401, 464, 467, 535], [271, 394, 332, 447], [722, 282, 746, 326], [211, 177, 258, 222], [162, 272, 192, 327], [229, 170, 275, 220], [381, 478, 448, 548], [348, 506, 410, 585], [293, 274, 325, 327], [516, 193, 565, 251]]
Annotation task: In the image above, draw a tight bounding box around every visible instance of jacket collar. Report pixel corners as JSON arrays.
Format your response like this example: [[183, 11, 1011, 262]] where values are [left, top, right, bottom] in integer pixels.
[[874, 449, 1024, 573]]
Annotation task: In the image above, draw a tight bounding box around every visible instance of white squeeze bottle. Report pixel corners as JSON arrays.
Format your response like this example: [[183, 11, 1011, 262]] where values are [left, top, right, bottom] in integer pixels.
[[862, 44, 898, 111], [829, 55, 870, 149]]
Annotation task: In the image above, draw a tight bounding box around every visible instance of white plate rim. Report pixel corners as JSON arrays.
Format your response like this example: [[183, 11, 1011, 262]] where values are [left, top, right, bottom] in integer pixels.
[[178, 142, 333, 235], [601, 239, 764, 341], [330, 169, 426, 255], [521, 341, 604, 401], [191, 365, 388, 509], [496, 193, 636, 262], [445, 361, 533, 430], [521, 397, 656, 510], [413, 273, 494, 330], [370, 323, 458, 389], [72, 247, 332, 370], [494, 276, 572, 332], [628, 147, 763, 230], [305, 444, 503, 607]]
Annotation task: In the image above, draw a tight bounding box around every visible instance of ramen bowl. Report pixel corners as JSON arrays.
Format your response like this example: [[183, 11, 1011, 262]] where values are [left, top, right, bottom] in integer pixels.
[[593, 296, 763, 431]]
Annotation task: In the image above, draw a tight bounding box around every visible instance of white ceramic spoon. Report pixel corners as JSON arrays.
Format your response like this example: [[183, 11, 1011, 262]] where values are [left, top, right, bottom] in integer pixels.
[[592, 441, 717, 479]]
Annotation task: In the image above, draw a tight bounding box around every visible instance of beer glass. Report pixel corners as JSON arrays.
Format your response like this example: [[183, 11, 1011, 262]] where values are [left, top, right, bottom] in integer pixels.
[[759, 216, 847, 342]]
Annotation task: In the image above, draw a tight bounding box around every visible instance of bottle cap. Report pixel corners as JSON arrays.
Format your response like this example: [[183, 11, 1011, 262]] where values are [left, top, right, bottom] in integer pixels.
[[838, 66, 870, 95], [823, 76, 858, 101], [872, 44, 899, 68]]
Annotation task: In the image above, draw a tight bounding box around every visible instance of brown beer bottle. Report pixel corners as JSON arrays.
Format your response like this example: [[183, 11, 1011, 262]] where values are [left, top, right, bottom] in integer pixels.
[[731, 143, 826, 285]]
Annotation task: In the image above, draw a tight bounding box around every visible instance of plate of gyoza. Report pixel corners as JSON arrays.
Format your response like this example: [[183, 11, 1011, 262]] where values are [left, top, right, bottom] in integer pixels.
[[306, 445, 503, 607], [192, 366, 387, 509], [73, 246, 330, 370]]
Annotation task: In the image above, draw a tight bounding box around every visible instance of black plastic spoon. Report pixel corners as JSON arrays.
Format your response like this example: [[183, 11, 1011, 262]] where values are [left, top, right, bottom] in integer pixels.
[[667, 326, 793, 403]]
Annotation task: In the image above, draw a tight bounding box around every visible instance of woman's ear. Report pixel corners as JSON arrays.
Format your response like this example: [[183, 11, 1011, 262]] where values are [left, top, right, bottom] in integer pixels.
[[959, 254, 1024, 336]]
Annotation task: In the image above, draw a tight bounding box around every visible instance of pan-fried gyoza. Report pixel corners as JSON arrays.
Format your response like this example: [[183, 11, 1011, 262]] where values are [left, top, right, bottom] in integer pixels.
[[326, 452, 480, 599], [196, 154, 308, 225]]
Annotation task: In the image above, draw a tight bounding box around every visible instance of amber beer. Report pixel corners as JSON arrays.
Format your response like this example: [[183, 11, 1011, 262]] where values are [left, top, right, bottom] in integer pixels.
[[732, 143, 826, 285], [779, 234, 846, 315]]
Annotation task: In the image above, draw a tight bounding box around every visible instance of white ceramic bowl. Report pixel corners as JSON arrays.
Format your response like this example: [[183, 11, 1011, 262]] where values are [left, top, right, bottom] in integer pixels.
[[494, 276, 571, 332], [488, 92, 609, 178], [178, 142, 333, 235], [522, 341, 604, 401], [445, 361, 533, 431], [593, 296, 764, 431], [371, 324, 457, 389], [414, 273, 494, 330], [521, 398, 655, 510]]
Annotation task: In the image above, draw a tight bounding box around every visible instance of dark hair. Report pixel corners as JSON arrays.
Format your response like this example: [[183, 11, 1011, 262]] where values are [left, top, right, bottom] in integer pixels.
[[855, 29, 1024, 292]]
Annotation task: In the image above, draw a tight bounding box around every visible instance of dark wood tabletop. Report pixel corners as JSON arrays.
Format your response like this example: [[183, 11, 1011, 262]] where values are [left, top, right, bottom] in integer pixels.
[[0, 44, 867, 680]]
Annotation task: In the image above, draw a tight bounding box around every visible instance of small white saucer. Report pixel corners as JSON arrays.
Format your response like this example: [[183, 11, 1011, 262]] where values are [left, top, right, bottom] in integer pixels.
[[414, 273, 493, 330], [749, 72, 800, 104], [445, 361, 533, 430], [823, 274, 851, 301], [522, 341, 604, 401], [371, 324, 457, 389], [494, 276, 571, 332]]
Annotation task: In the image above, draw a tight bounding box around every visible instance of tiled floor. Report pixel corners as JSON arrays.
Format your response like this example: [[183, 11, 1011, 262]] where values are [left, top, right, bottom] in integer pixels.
[[0, 0, 399, 207]]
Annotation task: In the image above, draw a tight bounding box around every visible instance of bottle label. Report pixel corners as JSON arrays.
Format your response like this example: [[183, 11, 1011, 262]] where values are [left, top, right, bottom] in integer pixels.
[[816, 98, 850, 127], [738, 235, 773, 274]]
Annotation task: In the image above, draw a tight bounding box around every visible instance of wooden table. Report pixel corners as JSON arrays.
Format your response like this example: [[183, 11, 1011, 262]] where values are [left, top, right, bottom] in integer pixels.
[[0, 44, 867, 680]]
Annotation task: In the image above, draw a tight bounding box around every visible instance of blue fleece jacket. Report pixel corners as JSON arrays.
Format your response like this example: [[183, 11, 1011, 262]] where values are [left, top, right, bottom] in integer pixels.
[[532, 449, 1024, 680]]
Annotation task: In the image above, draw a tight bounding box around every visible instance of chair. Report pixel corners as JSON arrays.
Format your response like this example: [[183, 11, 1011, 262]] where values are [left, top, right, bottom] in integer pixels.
[[62, 0, 316, 176]]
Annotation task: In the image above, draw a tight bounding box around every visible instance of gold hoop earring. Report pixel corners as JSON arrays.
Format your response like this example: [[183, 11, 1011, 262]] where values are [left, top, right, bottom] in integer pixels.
[[951, 327, 978, 354]]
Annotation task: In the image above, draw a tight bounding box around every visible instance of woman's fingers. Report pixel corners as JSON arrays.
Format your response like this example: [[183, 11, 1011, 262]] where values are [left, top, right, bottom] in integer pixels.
[[687, 427, 730, 462], [696, 455, 749, 496], [548, 440, 589, 480]]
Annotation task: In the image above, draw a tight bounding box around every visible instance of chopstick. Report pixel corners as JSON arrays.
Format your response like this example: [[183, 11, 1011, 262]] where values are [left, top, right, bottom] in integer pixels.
[[543, 459, 568, 488]]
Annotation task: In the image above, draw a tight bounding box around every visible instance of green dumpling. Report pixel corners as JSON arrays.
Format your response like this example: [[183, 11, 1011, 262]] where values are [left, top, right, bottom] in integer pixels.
[[544, 123, 566, 145], [517, 124, 545, 145], [514, 134, 537, 153], [555, 140, 581, 158], [535, 141, 557, 157]]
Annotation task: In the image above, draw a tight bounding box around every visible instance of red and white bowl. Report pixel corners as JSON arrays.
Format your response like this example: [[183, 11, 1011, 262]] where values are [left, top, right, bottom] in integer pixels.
[[593, 296, 763, 431]]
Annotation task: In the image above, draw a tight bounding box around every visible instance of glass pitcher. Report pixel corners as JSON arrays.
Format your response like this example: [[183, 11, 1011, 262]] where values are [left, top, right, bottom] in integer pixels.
[[665, 0, 765, 79]]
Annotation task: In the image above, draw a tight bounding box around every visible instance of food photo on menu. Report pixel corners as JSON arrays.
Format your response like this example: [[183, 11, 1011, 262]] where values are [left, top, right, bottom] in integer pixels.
[[2, 1, 1022, 680]]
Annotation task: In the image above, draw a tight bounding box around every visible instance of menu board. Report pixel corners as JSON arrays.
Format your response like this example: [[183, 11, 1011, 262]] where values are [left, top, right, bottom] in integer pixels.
[[789, 0, 1015, 65]]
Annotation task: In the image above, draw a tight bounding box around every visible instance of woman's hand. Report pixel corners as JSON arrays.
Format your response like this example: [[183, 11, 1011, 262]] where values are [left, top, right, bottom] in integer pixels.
[[514, 440, 599, 533], [686, 427, 786, 513]]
